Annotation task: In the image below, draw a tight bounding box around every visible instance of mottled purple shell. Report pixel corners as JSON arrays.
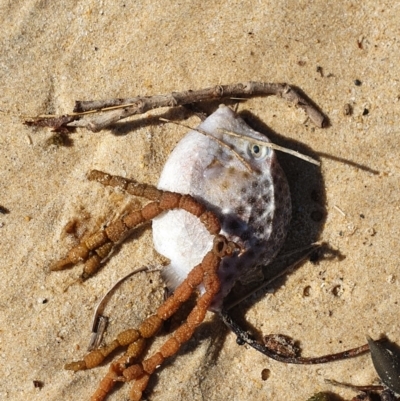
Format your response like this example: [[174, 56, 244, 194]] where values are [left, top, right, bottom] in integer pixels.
[[153, 105, 291, 311]]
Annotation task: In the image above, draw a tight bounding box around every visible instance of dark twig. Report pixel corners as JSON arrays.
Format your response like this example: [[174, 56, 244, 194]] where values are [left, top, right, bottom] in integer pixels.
[[220, 310, 370, 364]]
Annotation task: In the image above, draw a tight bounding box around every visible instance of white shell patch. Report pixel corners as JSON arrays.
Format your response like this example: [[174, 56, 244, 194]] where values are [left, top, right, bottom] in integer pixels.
[[153, 105, 291, 309]]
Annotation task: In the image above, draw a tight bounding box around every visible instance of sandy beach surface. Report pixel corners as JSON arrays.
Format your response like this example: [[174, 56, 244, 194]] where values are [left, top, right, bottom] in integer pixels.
[[1, 1, 399, 400]]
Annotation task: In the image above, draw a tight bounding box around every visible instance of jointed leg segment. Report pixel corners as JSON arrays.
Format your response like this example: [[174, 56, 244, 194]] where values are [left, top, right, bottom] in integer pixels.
[[89, 243, 226, 401], [51, 170, 222, 279], [53, 170, 237, 401]]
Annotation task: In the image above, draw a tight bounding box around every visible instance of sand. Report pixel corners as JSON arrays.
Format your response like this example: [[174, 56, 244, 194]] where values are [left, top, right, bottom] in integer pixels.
[[1, 1, 399, 400]]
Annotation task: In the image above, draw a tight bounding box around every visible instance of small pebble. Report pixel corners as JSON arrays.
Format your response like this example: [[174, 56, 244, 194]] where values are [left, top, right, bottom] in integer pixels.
[[261, 368, 270, 381]]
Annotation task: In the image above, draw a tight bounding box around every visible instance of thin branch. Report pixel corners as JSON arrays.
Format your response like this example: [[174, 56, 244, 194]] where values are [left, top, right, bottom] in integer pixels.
[[25, 82, 326, 132], [220, 310, 371, 364], [219, 128, 321, 166], [159, 118, 253, 172]]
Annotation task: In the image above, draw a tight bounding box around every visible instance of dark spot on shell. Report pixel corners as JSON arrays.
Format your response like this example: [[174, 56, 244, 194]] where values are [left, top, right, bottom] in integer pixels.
[[220, 181, 231, 191], [236, 205, 246, 215], [262, 194, 271, 204], [208, 157, 223, 168], [255, 226, 265, 235], [251, 181, 259, 188], [262, 178, 271, 188], [248, 196, 257, 204], [240, 186, 247, 194], [254, 205, 266, 216]]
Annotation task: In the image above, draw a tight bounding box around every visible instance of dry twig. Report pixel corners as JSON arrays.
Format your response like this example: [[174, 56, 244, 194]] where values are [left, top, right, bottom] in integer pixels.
[[25, 82, 325, 132]]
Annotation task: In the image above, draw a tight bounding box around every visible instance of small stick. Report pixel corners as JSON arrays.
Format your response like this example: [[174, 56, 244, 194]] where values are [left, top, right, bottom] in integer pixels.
[[219, 128, 321, 166], [220, 310, 371, 364], [161, 118, 320, 167], [25, 82, 325, 132]]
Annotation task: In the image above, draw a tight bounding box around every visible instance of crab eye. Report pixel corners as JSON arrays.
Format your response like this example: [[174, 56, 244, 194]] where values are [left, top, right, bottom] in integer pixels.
[[248, 143, 269, 160]]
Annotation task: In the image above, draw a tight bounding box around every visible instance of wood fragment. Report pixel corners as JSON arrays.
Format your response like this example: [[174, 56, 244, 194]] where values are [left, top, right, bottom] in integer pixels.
[[26, 82, 326, 132]]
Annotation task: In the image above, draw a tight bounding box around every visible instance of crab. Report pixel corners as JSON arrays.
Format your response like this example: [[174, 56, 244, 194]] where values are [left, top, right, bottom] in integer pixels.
[[39, 85, 371, 400], [51, 103, 294, 400]]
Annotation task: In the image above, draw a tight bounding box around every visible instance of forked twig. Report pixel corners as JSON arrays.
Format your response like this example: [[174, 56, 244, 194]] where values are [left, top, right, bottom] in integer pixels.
[[25, 82, 325, 132]]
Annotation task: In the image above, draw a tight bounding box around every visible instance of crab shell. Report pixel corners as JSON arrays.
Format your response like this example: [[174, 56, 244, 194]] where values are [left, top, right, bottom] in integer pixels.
[[153, 105, 291, 311]]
